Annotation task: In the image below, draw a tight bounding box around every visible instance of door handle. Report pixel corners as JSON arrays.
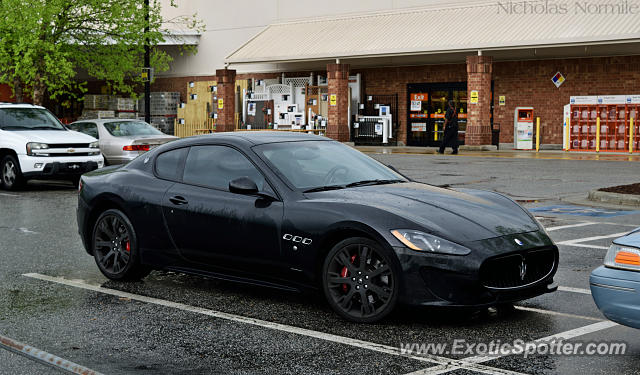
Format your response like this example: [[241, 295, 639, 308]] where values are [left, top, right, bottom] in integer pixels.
[[169, 195, 188, 205]]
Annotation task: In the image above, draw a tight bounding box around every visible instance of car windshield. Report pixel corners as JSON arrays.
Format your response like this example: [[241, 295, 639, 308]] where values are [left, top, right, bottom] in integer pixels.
[[0, 107, 65, 130], [103, 121, 163, 137], [253, 140, 407, 191]]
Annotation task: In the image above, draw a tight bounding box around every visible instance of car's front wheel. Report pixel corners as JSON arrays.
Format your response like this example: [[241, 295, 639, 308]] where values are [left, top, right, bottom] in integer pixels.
[[92, 209, 150, 280], [1, 155, 24, 190], [322, 237, 399, 323]]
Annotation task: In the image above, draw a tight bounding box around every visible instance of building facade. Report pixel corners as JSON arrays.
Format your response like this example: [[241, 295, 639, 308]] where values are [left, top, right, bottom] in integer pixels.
[[155, 0, 640, 148]]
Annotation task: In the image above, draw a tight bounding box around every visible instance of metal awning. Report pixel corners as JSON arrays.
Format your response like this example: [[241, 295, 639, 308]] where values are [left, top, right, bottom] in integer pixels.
[[160, 31, 200, 46], [226, 2, 640, 65]]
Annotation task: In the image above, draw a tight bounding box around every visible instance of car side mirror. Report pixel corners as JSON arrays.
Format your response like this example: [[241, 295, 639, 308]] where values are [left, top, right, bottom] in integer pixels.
[[229, 177, 259, 195]]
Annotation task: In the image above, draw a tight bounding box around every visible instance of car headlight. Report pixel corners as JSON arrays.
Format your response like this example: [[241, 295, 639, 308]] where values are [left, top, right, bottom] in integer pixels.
[[391, 229, 471, 255], [26, 142, 49, 156], [89, 141, 99, 149], [604, 243, 640, 272]]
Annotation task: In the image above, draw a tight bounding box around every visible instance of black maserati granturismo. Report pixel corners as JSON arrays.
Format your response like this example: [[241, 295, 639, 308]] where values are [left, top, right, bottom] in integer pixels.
[[77, 131, 558, 323]]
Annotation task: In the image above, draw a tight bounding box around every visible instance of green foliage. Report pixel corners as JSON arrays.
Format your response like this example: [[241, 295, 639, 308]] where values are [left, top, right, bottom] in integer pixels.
[[0, 0, 202, 104]]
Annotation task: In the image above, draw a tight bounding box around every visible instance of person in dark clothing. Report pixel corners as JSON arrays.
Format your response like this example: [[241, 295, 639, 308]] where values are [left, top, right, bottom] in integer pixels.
[[438, 100, 459, 155]]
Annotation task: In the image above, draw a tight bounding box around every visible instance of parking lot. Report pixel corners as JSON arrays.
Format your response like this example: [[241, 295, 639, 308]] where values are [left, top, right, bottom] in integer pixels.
[[1, 152, 639, 375]]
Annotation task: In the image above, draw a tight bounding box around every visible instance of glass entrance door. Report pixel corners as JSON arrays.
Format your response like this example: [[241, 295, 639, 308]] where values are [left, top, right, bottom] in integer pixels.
[[406, 82, 468, 147]]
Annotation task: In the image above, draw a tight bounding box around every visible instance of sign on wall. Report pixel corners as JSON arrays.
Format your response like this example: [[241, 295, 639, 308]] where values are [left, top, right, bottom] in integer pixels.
[[499, 95, 506, 106], [411, 123, 427, 132], [410, 100, 422, 111], [551, 72, 565, 88], [218, 98, 224, 110], [470, 90, 479, 104], [329, 94, 337, 106]]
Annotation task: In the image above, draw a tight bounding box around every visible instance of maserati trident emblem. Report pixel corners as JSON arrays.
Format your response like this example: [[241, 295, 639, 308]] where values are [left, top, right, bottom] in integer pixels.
[[519, 260, 527, 281], [514, 238, 524, 246]]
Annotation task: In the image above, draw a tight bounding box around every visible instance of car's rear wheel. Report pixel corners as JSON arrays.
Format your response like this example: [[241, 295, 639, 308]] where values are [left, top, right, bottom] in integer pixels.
[[92, 209, 150, 280], [1, 155, 24, 190], [322, 237, 399, 323]]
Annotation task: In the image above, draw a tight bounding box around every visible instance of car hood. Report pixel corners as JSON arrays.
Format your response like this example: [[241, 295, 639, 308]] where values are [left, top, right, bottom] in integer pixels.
[[306, 182, 539, 242], [613, 230, 640, 248], [4, 130, 96, 144]]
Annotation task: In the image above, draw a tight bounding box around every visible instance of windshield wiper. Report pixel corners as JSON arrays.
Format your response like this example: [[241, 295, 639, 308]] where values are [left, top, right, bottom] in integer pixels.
[[303, 185, 346, 193], [0, 126, 30, 130], [31, 126, 64, 130], [345, 179, 405, 188]]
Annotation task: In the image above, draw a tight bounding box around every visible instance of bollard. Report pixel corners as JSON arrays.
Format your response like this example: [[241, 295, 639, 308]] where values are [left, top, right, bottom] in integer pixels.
[[434, 123, 438, 141], [596, 117, 600, 153], [565, 117, 570, 151], [630, 117, 635, 154], [536, 117, 540, 152]]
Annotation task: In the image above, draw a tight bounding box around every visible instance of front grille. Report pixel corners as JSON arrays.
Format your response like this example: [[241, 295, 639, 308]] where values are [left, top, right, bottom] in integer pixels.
[[480, 248, 556, 289], [47, 153, 91, 157], [48, 143, 90, 149]]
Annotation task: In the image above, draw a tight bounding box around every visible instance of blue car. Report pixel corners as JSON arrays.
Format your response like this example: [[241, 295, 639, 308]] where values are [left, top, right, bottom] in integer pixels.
[[590, 228, 640, 329]]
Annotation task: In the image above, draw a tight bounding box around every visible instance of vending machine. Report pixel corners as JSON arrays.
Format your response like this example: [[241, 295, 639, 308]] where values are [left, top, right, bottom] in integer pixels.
[[514, 107, 534, 149]]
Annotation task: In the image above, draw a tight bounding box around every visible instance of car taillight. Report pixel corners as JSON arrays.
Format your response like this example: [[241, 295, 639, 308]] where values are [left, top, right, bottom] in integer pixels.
[[123, 144, 150, 151], [78, 179, 83, 193]]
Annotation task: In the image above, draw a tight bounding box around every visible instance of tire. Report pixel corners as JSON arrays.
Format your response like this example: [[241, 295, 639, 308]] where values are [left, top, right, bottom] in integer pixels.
[[1, 155, 24, 190], [92, 209, 151, 281], [322, 237, 400, 323]]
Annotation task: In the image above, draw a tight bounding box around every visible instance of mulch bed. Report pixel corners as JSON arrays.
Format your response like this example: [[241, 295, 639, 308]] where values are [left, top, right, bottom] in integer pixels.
[[599, 183, 640, 195]]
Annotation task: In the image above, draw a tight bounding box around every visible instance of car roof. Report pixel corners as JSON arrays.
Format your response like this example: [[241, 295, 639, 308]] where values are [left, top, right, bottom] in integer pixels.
[[0, 103, 45, 109], [194, 131, 331, 145], [71, 118, 139, 124]]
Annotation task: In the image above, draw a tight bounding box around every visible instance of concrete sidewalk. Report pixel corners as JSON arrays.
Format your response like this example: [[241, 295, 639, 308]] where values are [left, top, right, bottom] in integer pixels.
[[355, 145, 640, 162]]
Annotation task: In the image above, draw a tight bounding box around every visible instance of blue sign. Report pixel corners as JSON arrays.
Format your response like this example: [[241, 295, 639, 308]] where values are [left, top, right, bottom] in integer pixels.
[[529, 205, 640, 218]]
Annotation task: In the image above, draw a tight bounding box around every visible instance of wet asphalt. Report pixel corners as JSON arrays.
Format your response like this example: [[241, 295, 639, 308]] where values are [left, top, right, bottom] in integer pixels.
[[1, 153, 639, 375]]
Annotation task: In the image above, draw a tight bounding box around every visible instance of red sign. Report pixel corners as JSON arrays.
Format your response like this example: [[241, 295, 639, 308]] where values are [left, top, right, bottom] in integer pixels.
[[411, 93, 428, 101], [410, 113, 428, 118]]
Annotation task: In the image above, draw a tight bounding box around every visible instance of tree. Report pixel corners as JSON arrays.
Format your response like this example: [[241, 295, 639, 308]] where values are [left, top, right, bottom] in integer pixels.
[[0, 0, 202, 105]]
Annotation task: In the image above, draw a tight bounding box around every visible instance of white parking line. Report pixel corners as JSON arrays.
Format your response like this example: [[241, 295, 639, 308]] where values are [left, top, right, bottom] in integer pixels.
[[545, 222, 596, 231], [515, 306, 600, 321], [0, 192, 18, 197], [0, 334, 103, 375], [23, 273, 529, 375], [558, 286, 591, 295], [407, 320, 618, 375], [556, 232, 629, 248]]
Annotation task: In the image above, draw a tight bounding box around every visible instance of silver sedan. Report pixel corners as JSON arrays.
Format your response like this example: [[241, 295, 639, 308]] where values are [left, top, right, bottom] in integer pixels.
[[68, 119, 177, 165]]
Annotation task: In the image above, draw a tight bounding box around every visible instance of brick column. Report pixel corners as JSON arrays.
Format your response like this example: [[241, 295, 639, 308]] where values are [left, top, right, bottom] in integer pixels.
[[466, 56, 492, 145], [215, 68, 236, 132], [326, 63, 350, 142]]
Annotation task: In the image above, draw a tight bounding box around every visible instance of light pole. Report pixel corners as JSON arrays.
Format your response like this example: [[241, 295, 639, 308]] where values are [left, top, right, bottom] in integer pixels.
[[144, 0, 150, 124]]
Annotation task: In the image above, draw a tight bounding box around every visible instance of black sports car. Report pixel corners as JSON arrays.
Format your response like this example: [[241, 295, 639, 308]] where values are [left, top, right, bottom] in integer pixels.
[[77, 132, 558, 323]]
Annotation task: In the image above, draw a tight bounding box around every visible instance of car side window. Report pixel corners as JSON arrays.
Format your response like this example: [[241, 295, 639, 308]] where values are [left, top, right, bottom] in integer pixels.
[[69, 122, 99, 139], [182, 145, 266, 191], [155, 148, 188, 181]]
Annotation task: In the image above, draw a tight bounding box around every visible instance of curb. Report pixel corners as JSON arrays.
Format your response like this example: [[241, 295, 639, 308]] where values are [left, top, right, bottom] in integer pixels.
[[588, 190, 640, 207]]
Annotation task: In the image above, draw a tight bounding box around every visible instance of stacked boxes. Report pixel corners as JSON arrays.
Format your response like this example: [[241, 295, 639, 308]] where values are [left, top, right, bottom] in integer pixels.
[[138, 92, 181, 135], [80, 95, 137, 120]]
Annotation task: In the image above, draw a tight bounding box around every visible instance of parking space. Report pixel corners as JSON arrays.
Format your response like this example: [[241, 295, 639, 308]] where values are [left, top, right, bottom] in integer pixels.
[[1, 155, 640, 375]]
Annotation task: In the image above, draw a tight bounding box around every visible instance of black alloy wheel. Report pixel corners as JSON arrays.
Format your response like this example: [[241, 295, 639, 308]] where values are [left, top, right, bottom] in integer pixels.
[[1, 155, 24, 190], [92, 209, 150, 280], [323, 237, 399, 323]]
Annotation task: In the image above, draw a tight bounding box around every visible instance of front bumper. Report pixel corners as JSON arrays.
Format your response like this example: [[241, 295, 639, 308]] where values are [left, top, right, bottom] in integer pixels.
[[590, 266, 640, 329], [394, 230, 558, 307], [19, 154, 104, 179]]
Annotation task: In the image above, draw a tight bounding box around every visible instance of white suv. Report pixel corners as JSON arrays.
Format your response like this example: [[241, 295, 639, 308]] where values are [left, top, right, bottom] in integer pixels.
[[0, 104, 104, 190]]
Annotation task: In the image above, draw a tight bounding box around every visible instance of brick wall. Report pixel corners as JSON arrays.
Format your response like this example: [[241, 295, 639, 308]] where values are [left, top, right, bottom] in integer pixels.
[[494, 55, 640, 145], [355, 64, 467, 145], [327, 63, 351, 142], [466, 55, 493, 145]]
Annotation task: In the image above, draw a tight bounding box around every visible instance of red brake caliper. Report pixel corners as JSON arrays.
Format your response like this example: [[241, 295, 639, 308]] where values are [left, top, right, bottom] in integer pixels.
[[340, 254, 357, 292], [125, 241, 131, 252]]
